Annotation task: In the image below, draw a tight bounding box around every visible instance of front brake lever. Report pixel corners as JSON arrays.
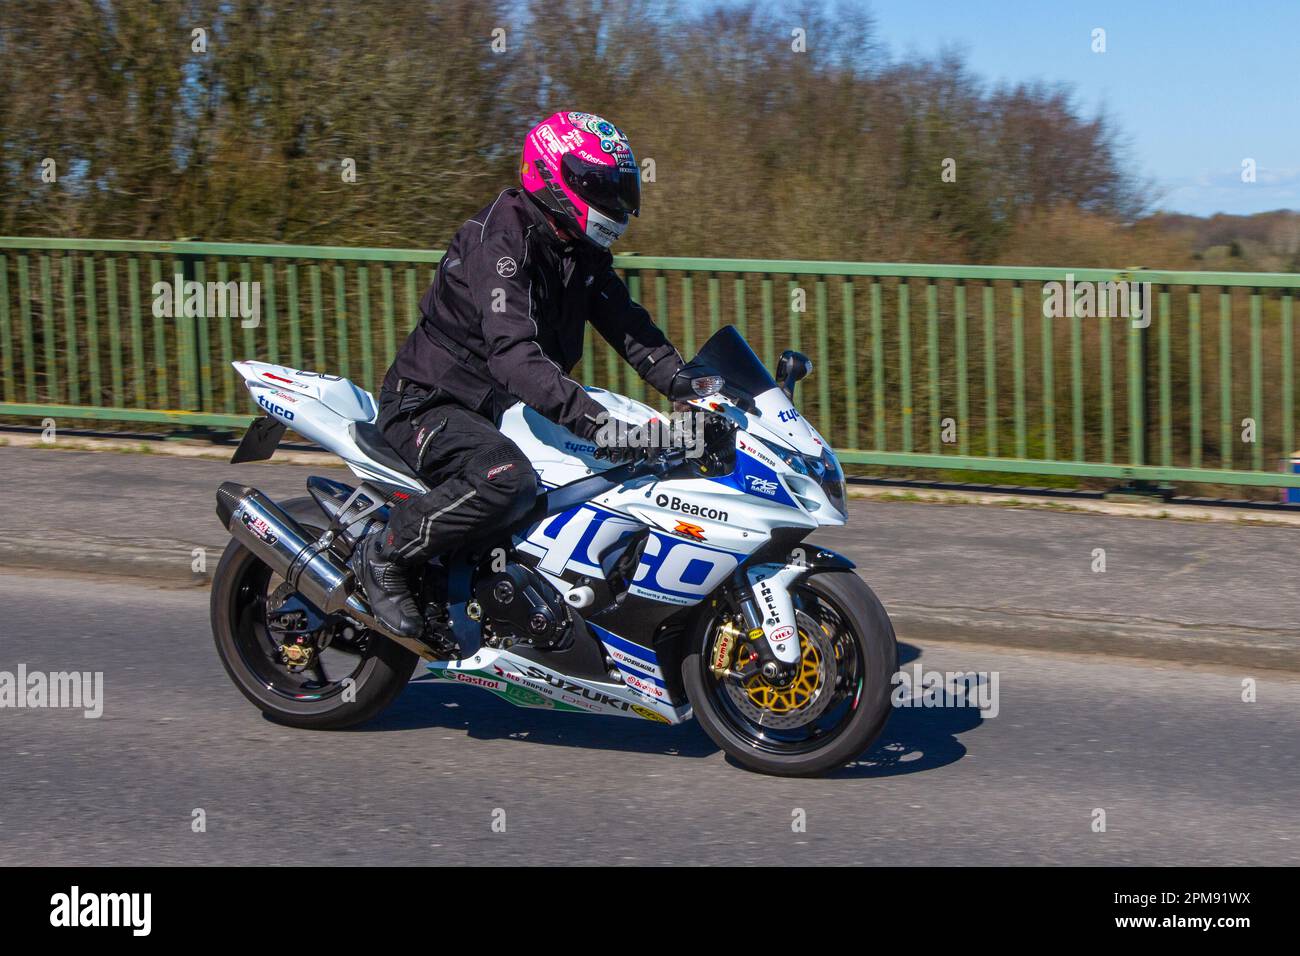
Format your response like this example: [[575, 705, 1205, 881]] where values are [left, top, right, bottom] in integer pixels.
[[609, 449, 688, 484]]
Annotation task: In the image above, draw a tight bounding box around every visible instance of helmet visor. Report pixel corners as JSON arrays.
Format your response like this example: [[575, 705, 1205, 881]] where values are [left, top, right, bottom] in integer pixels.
[[561, 152, 640, 221]]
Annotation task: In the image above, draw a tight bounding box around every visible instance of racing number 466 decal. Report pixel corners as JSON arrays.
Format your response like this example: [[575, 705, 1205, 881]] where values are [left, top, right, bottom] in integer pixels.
[[520, 503, 739, 606]]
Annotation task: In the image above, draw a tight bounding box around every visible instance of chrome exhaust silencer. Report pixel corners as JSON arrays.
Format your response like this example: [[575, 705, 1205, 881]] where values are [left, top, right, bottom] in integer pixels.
[[215, 482, 436, 660], [217, 481, 362, 616]]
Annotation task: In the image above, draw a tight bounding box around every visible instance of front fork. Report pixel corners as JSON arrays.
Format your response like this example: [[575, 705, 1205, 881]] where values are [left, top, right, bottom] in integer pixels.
[[733, 562, 808, 681], [729, 546, 857, 682]]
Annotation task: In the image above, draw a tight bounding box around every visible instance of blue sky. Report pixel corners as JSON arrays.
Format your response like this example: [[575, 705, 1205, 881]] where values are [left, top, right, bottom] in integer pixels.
[[866, 0, 1299, 216], [699, 0, 1297, 216]]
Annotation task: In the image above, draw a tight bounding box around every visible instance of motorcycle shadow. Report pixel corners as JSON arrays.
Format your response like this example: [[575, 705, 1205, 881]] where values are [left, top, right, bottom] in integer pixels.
[[344, 642, 981, 776], [822, 641, 980, 779], [348, 672, 719, 759]]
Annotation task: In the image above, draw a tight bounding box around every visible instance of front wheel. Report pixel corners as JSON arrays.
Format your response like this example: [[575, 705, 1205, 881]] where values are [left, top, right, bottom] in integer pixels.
[[683, 571, 897, 776]]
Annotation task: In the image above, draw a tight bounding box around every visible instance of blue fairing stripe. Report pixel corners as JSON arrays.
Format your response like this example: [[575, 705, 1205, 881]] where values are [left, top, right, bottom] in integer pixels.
[[710, 449, 799, 507], [588, 621, 661, 668]]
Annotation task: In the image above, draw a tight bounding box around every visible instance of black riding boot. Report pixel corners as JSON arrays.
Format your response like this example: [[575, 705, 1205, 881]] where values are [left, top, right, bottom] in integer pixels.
[[354, 532, 423, 640]]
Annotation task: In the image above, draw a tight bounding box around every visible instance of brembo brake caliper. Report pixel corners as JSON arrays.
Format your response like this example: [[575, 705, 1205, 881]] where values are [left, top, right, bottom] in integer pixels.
[[734, 561, 808, 684]]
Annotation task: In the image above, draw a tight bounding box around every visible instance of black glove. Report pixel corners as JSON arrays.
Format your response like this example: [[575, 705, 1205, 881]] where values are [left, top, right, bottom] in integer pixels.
[[592, 417, 658, 466]]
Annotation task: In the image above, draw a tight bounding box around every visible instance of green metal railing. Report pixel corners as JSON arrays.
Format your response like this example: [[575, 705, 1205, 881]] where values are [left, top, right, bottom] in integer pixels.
[[2, 236, 1299, 489]]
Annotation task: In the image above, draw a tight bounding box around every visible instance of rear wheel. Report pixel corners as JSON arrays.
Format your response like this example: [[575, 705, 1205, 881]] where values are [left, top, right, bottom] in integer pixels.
[[683, 570, 896, 776], [210, 497, 417, 729]]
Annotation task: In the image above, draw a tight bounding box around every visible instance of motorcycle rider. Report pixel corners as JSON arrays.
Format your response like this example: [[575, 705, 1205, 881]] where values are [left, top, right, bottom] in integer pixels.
[[355, 111, 686, 640]]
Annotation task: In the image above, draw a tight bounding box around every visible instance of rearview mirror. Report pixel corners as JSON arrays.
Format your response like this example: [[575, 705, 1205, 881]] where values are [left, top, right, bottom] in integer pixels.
[[776, 350, 813, 396]]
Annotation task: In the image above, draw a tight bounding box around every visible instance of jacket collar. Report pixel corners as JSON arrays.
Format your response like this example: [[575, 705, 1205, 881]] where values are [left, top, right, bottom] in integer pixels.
[[517, 189, 613, 271]]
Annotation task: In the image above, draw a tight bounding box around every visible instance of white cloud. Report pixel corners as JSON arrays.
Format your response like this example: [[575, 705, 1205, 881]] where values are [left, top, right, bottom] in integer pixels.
[[1157, 166, 1300, 216]]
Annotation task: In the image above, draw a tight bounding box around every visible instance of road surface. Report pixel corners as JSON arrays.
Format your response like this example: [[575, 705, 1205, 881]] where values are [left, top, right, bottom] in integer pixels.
[[0, 570, 1295, 865]]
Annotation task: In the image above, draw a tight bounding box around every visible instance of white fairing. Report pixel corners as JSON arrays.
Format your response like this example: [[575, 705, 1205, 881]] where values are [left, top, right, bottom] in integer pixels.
[[498, 386, 634, 488], [232, 361, 425, 491], [749, 386, 825, 456], [500, 388, 830, 623]]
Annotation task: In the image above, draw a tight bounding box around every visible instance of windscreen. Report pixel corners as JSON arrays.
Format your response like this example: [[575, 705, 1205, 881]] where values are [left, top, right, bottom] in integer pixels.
[[694, 325, 778, 399]]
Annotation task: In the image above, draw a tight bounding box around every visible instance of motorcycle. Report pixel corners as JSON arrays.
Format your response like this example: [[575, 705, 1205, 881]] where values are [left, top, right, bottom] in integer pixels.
[[210, 325, 896, 775]]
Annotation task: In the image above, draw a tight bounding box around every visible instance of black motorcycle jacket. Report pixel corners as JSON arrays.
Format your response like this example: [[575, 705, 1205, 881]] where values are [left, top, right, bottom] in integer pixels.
[[383, 188, 683, 437]]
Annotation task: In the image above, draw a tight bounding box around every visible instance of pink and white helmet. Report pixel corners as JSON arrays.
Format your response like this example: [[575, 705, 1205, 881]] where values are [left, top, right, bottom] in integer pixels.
[[520, 111, 641, 249]]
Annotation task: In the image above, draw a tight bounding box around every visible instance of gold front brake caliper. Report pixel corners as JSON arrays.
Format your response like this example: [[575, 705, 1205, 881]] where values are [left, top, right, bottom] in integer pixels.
[[709, 620, 745, 677]]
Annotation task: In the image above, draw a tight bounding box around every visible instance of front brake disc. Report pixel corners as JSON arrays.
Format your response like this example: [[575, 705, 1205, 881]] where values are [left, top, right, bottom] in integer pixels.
[[723, 609, 839, 731]]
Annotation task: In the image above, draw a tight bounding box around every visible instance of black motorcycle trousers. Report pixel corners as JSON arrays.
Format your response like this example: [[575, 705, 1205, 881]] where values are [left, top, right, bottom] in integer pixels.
[[376, 384, 538, 564]]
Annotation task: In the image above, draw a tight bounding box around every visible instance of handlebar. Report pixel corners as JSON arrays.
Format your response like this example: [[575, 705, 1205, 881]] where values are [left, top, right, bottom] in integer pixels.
[[595, 445, 687, 479], [645, 447, 689, 476]]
